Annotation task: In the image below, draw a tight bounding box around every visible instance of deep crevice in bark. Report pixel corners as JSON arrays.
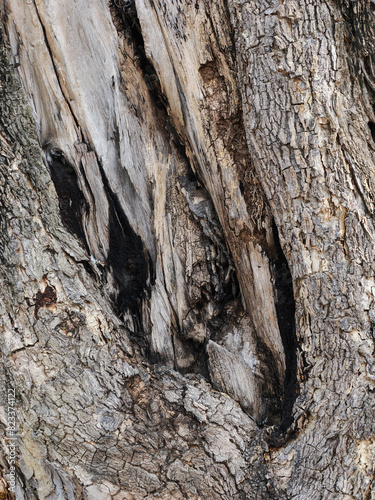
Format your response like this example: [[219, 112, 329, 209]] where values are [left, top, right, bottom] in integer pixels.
[[110, 4, 288, 423], [341, 0, 375, 66], [171, 331, 212, 382], [97, 160, 152, 318], [111, 0, 166, 108], [176, 170, 241, 382], [341, 0, 375, 99], [45, 148, 88, 248], [13, 467, 37, 500], [46, 142, 152, 322], [270, 222, 298, 440], [87, 0, 290, 433], [368, 121, 375, 143]]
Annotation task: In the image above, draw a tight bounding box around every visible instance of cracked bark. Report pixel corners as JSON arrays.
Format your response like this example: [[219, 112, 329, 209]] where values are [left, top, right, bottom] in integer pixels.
[[0, 0, 374, 498]]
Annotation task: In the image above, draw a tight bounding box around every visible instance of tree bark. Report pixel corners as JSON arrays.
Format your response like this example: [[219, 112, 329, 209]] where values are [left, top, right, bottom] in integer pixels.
[[0, 0, 374, 498]]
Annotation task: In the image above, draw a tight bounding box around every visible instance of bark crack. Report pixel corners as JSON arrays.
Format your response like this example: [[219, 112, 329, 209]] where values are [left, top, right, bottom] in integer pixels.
[[96, 156, 151, 318], [31, 0, 83, 140]]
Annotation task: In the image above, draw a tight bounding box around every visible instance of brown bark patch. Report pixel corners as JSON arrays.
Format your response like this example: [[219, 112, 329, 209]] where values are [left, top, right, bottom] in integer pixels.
[[34, 285, 57, 318], [0, 477, 9, 500]]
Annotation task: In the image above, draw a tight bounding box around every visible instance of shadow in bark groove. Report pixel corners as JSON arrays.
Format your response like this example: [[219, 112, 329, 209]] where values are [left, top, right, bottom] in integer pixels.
[[111, 0, 166, 109], [341, 0, 375, 69], [368, 121, 375, 143], [46, 144, 152, 321], [96, 160, 152, 317], [46, 148, 88, 248], [268, 222, 298, 443]]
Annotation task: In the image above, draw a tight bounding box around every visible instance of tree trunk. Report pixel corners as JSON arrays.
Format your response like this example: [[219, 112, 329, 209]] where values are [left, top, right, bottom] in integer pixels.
[[0, 0, 374, 498]]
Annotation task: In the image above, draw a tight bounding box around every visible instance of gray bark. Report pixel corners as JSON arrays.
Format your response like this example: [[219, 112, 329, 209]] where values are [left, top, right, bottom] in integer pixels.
[[0, 0, 374, 498]]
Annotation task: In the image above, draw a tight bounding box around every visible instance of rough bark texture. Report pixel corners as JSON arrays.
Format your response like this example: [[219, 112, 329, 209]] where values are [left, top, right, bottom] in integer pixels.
[[0, 0, 374, 498]]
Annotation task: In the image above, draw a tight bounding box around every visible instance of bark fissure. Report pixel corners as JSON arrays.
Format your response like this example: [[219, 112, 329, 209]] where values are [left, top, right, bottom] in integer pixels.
[[111, 0, 165, 108], [45, 148, 88, 248], [368, 120, 375, 143], [31, 0, 82, 138], [96, 159, 150, 317], [269, 222, 298, 441]]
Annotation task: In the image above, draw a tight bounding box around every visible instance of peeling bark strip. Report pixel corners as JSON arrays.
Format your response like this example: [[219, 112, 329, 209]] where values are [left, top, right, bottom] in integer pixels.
[[0, 0, 375, 498]]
